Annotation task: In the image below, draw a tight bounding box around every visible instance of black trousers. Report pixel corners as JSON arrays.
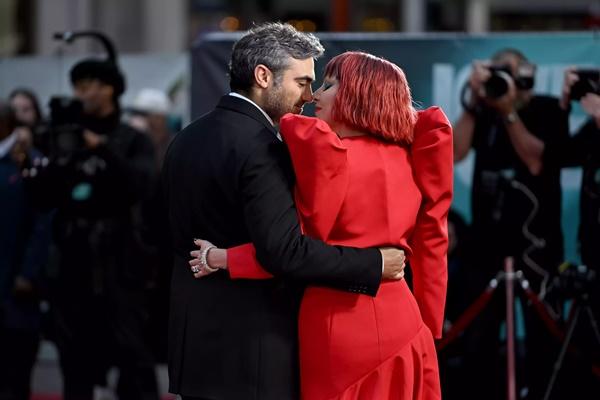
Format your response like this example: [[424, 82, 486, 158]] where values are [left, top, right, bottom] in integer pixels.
[[51, 292, 159, 400], [0, 326, 39, 400]]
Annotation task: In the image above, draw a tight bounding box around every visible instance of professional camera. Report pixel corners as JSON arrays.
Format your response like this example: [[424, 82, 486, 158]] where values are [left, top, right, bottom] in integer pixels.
[[482, 65, 513, 99], [553, 263, 597, 298], [482, 64, 535, 99], [461, 63, 536, 112], [47, 96, 85, 159], [569, 69, 600, 101]]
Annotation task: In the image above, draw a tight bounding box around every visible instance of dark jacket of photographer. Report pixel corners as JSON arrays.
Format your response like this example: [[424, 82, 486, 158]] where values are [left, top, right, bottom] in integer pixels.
[[560, 119, 600, 270], [45, 110, 157, 295], [469, 96, 569, 277]]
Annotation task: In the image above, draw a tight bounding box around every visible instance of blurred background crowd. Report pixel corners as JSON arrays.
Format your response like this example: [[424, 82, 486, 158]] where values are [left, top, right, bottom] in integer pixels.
[[1, 1, 600, 399]]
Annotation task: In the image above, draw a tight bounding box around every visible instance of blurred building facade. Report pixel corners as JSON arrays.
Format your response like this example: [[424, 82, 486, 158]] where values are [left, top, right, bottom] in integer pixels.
[[2, 0, 600, 56]]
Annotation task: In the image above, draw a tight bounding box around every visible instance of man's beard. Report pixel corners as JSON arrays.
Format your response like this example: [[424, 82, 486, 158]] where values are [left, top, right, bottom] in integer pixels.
[[263, 84, 302, 122]]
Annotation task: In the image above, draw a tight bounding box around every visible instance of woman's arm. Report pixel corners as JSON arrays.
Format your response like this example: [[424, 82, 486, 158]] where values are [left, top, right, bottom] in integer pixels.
[[227, 242, 274, 279], [408, 107, 453, 339], [189, 240, 273, 279]]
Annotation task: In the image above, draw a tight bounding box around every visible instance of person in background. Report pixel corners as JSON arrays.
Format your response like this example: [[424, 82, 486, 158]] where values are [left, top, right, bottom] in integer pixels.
[[126, 88, 176, 363], [453, 48, 569, 399], [34, 54, 160, 400], [551, 68, 600, 399], [127, 88, 175, 169], [0, 100, 53, 400], [9, 88, 45, 153]]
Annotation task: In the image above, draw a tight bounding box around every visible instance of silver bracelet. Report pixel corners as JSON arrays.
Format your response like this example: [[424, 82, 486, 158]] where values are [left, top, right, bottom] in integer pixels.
[[201, 245, 219, 272]]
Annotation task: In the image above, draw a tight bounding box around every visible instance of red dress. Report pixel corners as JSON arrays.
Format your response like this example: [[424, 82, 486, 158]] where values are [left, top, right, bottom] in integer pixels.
[[226, 107, 453, 400]]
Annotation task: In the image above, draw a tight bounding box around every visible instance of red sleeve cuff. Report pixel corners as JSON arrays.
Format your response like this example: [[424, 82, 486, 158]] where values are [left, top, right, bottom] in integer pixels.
[[227, 244, 273, 279]]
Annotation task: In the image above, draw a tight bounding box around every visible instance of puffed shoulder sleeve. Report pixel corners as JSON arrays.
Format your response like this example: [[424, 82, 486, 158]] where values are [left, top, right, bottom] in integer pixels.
[[279, 114, 349, 241], [408, 106, 453, 339]]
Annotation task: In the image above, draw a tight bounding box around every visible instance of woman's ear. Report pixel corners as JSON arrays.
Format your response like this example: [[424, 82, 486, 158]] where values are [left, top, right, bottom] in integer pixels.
[[254, 64, 272, 89]]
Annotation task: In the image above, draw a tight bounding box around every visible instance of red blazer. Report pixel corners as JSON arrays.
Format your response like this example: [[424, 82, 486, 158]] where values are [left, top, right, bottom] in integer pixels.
[[226, 107, 453, 338]]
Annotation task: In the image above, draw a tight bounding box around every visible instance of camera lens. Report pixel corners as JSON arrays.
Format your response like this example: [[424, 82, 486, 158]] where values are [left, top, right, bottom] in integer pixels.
[[484, 74, 510, 99]]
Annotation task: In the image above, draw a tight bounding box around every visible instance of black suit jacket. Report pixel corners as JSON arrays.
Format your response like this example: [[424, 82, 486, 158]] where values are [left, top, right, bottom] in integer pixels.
[[162, 95, 382, 399]]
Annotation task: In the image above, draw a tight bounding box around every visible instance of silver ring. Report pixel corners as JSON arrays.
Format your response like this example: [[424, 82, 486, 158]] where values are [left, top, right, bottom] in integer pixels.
[[191, 266, 200, 274], [204, 264, 219, 273]]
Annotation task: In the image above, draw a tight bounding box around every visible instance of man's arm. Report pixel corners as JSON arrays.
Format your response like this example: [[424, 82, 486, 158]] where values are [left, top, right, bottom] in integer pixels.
[[454, 61, 489, 162], [486, 77, 545, 175], [502, 115, 545, 175], [192, 241, 404, 282]]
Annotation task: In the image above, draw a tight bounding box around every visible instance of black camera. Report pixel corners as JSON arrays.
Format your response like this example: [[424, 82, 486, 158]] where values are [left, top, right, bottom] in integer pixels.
[[554, 263, 597, 298], [483, 66, 514, 99], [47, 96, 86, 158], [569, 69, 600, 101], [483, 64, 535, 99]]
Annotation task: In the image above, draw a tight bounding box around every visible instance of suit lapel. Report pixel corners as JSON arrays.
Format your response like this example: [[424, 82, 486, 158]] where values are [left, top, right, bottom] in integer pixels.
[[216, 95, 279, 137]]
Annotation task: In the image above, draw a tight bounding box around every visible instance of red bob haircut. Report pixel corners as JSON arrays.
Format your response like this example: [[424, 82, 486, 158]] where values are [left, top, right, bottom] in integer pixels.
[[324, 51, 417, 145]]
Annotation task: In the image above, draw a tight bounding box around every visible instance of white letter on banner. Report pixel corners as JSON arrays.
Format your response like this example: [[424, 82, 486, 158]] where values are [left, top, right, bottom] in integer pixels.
[[432, 64, 455, 119]]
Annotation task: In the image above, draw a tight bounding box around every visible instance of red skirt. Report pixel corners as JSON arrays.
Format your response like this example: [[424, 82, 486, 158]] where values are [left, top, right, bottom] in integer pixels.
[[299, 280, 441, 400]]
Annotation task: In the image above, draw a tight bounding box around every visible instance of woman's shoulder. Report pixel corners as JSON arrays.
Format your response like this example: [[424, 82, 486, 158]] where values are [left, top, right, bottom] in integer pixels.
[[280, 113, 335, 134], [279, 113, 343, 149], [412, 107, 452, 148], [415, 106, 452, 131]]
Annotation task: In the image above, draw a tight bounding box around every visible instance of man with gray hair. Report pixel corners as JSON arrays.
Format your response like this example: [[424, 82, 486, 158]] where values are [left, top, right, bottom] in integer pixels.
[[162, 22, 405, 400]]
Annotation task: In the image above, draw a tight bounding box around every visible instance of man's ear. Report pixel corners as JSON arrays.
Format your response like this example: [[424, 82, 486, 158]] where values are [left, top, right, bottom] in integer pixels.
[[254, 64, 272, 89]]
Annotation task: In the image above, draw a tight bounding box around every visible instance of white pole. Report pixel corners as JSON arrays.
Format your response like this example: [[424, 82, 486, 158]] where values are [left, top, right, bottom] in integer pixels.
[[466, 0, 490, 33]]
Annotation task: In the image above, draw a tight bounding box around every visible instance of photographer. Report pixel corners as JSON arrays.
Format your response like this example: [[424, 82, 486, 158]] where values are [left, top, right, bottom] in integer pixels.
[[38, 55, 160, 400], [557, 70, 600, 395], [560, 68, 600, 274], [453, 48, 570, 399]]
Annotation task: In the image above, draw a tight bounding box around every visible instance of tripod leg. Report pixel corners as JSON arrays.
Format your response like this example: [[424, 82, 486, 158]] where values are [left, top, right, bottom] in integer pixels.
[[505, 258, 517, 400], [584, 305, 600, 346], [543, 306, 581, 400]]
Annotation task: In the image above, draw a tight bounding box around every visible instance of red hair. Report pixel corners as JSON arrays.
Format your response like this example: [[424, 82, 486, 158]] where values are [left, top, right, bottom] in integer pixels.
[[324, 51, 416, 145]]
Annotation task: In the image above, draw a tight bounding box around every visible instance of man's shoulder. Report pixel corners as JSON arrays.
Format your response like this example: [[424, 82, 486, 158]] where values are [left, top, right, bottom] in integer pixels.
[[180, 106, 277, 146]]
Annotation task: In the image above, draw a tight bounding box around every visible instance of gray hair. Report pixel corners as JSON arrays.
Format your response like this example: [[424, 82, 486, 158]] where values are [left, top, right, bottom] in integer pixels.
[[229, 22, 325, 92]]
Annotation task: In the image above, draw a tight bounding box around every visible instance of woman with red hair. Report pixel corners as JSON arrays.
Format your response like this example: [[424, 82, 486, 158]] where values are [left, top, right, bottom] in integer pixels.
[[191, 51, 452, 399]]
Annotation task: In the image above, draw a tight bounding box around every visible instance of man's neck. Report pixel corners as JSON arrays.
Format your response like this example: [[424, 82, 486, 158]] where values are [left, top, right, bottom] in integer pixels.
[[229, 91, 275, 127], [234, 90, 263, 109]]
